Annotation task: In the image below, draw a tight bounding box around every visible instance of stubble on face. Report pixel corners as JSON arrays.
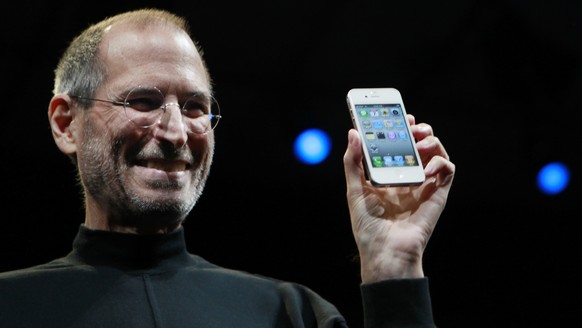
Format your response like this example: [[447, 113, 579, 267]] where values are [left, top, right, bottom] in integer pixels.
[[77, 112, 214, 233]]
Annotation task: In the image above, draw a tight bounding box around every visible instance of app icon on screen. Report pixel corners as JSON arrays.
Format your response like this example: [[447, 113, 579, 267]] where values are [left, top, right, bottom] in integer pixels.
[[394, 156, 405, 166], [372, 156, 383, 167], [372, 120, 383, 129], [405, 155, 416, 165]]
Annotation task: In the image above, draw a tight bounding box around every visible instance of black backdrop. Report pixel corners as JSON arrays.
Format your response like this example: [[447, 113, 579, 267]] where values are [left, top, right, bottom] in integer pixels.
[[2, 1, 581, 327]]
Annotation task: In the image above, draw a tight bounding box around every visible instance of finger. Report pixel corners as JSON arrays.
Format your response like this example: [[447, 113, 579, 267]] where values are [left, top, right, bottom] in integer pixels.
[[343, 129, 366, 195], [424, 155, 456, 184], [416, 135, 449, 166], [406, 114, 416, 126], [410, 122, 434, 142]]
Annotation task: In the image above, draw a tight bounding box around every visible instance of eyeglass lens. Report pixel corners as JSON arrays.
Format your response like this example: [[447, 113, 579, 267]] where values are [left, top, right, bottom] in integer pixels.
[[123, 86, 220, 133]]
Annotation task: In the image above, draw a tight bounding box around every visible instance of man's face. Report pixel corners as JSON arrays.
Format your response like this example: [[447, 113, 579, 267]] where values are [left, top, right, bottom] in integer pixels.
[[73, 22, 214, 232]]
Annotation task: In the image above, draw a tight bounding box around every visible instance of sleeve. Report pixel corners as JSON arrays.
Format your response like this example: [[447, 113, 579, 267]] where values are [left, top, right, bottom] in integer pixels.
[[360, 278, 436, 328]]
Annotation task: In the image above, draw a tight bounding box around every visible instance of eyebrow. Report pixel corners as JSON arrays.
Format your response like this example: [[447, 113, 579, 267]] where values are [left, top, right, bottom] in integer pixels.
[[116, 86, 212, 100]]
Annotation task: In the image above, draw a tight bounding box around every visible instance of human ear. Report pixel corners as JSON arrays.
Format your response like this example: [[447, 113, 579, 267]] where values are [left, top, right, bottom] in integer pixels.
[[48, 94, 78, 156]]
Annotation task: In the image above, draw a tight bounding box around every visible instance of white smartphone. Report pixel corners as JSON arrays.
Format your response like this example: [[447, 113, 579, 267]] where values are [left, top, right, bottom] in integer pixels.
[[346, 88, 425, 186]]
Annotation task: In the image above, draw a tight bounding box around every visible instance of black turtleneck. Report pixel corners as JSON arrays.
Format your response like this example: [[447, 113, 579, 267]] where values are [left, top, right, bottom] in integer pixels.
[[0, 225, 435, 328], [67, 225, 194, 272]]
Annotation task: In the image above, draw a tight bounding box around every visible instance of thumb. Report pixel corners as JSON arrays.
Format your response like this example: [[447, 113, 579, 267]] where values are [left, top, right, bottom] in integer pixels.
[[343, 129, 365, 194]]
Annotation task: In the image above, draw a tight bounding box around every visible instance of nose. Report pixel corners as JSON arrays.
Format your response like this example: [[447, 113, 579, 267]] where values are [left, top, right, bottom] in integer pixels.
[[155, 103, 188, 148]]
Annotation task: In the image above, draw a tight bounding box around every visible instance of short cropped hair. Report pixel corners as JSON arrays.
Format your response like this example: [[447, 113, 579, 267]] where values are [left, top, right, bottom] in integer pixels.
[[53, 8, 209, 108]]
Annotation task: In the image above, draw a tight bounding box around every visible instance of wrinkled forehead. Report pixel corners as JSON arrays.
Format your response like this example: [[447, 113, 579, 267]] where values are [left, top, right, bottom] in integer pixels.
[[98, 21, 211, 94]]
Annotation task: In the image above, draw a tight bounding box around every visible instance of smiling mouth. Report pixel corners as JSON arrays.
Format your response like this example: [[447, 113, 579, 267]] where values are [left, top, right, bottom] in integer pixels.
[[139, 159, 191, 172]]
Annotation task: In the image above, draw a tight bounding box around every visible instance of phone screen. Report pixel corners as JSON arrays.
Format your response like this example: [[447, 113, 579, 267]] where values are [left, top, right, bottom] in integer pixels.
[[355, 103, 420, 168]]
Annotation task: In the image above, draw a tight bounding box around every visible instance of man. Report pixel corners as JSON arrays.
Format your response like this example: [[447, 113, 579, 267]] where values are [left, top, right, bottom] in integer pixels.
[[0, 8, 454, 327]]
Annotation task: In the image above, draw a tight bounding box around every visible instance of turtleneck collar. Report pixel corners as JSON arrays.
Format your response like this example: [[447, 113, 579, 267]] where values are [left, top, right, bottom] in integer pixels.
[[67, 224, 193, 273]]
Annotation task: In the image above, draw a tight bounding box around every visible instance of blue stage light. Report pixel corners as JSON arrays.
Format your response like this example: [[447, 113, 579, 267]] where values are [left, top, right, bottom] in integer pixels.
[[294, 128, 331, 165], [537, 162, 570, 195]]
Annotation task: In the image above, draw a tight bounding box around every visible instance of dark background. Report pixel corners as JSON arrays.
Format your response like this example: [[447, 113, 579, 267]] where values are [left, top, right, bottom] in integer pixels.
[[2, 1, 581, 327]]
